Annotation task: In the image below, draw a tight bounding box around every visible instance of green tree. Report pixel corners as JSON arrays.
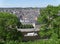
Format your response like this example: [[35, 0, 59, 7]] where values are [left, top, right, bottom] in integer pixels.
[[0, 12, 23, 41], [38, 5, 60, 39]]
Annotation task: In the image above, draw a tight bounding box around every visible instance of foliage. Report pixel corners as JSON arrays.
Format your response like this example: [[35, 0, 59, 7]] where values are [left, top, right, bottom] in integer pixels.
[[0, 12, 23, 41], [38, 5, 60, 39], [0, 39, 60, 44], [19, 24, 34, 29], [0, 5, 60, 44]]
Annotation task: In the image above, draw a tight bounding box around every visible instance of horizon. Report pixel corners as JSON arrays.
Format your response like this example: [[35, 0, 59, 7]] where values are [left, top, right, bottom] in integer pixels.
[[0, 6, 44, 8]]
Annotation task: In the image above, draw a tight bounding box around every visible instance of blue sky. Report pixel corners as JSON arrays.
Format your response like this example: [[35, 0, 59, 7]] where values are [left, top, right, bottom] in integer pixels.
[[0, 0, 60, 7]]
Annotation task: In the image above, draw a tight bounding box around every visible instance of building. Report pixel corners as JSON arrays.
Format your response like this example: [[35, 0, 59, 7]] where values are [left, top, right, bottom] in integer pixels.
[[0, 8, 40, 25], [0, 8, 40, 40]]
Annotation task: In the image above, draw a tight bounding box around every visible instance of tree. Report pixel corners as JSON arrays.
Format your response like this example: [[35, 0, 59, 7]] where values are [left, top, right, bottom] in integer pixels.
[[38, 5, 60, 39], [0, 12, 23, 41]]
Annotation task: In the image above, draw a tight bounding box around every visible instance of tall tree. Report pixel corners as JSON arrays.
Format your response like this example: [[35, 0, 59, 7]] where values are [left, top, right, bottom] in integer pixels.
[[0, 12, 22, 41], [38, 5, 60, 39]]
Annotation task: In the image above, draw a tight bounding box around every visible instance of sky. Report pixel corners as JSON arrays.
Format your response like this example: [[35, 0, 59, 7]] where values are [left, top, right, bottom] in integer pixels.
[[0, 0, 60, 8]]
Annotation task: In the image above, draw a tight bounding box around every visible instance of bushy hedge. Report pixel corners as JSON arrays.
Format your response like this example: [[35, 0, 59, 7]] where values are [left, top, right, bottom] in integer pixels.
[[0, 39, 60, 44], [19, 24, 34, 29]]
